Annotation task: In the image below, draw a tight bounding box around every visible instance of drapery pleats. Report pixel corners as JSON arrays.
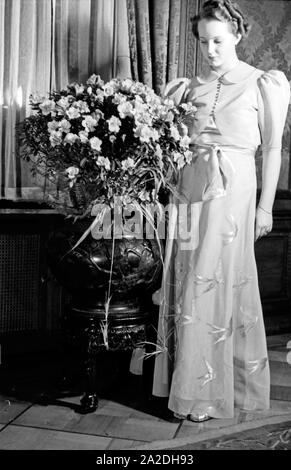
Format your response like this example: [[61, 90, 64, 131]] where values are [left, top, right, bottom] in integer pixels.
[[126, 0, 199, 95], [0, 0, 131, 199], [0, 0, 52, 198]]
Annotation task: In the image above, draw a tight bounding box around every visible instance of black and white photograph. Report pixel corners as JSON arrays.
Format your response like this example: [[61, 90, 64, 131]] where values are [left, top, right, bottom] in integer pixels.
[[0, 0, 291, 456]]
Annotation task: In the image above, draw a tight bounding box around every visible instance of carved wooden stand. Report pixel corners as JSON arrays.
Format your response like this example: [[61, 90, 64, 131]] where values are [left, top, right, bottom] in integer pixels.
[[63, 302, 148, 414]]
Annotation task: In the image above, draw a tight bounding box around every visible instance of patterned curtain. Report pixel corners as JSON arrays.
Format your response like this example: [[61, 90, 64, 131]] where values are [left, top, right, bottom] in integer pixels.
[[126, 0, 200, 95], [0, 0, 131, 200]]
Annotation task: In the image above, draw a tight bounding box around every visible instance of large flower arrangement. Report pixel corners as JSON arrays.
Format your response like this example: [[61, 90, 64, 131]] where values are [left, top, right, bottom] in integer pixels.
[[19, 75, 196, 219]]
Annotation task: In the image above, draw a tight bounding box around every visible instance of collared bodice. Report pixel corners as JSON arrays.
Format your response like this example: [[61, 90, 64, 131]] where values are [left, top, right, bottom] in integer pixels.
[[163, 61, 290, 153]]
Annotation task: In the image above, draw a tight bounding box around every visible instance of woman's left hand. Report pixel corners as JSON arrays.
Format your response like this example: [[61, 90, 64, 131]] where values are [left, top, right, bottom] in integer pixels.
[[255, 206, 273, 241]]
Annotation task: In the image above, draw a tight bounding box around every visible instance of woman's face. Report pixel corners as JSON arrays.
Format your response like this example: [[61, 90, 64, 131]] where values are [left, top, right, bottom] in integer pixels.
[[197, 19, 241, 70]]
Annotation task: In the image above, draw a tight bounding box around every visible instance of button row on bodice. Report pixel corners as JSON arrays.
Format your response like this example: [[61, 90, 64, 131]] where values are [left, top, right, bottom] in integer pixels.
[[210, 79, 222, 119]]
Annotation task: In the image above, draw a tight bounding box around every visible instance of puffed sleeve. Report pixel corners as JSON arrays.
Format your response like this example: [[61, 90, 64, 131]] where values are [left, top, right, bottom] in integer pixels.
[[258, 70, 290, 152], [162, 77, 191, 104]]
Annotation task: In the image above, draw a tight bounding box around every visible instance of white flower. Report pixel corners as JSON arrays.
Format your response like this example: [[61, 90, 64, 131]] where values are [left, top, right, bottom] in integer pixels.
[[39, 99, 56, 116], [90, 136, 102, 152], [64, 132, 79, 145], [134, 110, 152, 126], [56, 96, 72, 114], [146, 94, 161, 107], [133, 97, 147, 116], [121, 157, 135, 171], [134, 124, 152, 143], [107, 116, 121, 133], [138, 189, 151, 202], [66, 166, 79, 179], [48, 120, 60, 133], [97, 156, 110, 170], [49, 130, 62, 147], [118, 101, 134, 119], [75, 100, 90, 114], [121, 78, 134, 91], [66, 106, 81, 119], [87, 86, 92, 95], [59, 119, 71, 133], [151, 129, 160, 141], [91, 110, 104, 122], [82, 115, 98, 132], [173, 152, 185, 169], [87, 74, 104, 86], [79, 131, 89, 143], [179, 123, 188, 136], [120, 194, 133, 205], [112, 93, 127, 105], [30, 93, 46, 106], [163, 97, 174, 108], [96, 89, 105, 103], [173, 152, 182, 162], [185, 150, 194, 164], [75, 84, 84, 95], [134, 124, 159, 143], [165, 111, 174, 123], [180, 135, 191, 147], [103, 84, 115, 96], [170, 126, 181, 141], [130, 82, 147, 95], [180, 102, 197, 113]]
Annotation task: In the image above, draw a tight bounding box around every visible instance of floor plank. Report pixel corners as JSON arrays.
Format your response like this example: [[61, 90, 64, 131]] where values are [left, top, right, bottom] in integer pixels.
[[102, 417, 178, 442], [0, 425, 112, 450], [14, 404, 115, 435], [106, 438, 146, 450], [0, 396, 31, 424]]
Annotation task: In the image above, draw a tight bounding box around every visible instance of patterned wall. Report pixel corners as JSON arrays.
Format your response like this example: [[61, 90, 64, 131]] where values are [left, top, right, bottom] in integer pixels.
[[193, 0, 291, 190]]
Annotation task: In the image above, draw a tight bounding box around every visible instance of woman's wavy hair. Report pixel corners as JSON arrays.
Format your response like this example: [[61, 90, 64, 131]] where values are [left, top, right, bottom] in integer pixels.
[[191, 0, 251, 39]]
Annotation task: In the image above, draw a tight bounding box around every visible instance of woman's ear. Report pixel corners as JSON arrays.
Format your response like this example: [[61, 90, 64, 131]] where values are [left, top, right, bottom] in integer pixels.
[[235, 33, 242, 45]]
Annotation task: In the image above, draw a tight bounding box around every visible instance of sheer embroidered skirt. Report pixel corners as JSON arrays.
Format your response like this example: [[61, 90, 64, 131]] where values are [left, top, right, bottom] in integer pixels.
[[152, 147, 270, 418]]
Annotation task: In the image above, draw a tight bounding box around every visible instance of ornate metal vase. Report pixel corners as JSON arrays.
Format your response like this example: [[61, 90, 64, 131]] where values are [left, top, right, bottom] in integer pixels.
[[47, 216, 163, 412]]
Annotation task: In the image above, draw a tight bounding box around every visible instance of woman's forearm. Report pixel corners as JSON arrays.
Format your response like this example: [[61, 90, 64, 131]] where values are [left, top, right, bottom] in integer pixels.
[[258, 148, 282, 212]]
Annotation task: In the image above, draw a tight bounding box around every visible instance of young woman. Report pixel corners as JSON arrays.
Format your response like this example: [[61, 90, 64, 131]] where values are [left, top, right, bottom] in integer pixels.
[[152, 0, 290, 422]]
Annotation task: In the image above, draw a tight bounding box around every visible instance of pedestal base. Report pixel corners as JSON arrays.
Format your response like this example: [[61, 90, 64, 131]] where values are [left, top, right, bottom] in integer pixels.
[[62, 301, 149, 413]]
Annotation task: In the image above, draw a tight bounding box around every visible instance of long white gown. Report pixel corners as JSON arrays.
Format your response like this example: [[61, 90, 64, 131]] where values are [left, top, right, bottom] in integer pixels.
[[152, 61, 290, 418]]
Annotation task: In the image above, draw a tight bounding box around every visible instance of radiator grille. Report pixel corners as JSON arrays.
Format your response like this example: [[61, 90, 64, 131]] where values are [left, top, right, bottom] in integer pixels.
[[0, 233, 41, 333]]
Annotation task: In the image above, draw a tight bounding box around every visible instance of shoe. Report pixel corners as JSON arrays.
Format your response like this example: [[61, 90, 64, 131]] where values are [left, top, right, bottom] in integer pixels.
[[173, 412, 187, 420], [188, 412, 211, 422]]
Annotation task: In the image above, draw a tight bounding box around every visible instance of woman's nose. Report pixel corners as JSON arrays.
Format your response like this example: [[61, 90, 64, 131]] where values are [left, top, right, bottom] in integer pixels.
[[207, 42, 216, 55]]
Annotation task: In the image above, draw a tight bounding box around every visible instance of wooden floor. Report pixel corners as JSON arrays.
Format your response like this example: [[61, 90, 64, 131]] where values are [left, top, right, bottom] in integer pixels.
[[0, 334, 290, 450]]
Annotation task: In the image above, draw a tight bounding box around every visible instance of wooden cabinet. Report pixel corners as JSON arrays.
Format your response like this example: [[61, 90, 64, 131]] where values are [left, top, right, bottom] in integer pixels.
[[255, 190, 291, 334]]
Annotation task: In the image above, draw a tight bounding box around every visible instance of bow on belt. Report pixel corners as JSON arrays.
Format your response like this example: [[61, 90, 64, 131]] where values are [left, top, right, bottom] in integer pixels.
[[179, 143, 236, 203]]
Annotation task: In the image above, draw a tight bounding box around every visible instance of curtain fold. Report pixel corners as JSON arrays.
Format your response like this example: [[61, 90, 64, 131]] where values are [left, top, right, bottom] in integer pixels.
[[127, 0, 199, 95], [114, 0, 131, 79], [0, 0, 131, 199], [135, 0, 153, 88], [0, 0, 5, 196], [167, 0, 181, 82], [152, 0, 170, 93]]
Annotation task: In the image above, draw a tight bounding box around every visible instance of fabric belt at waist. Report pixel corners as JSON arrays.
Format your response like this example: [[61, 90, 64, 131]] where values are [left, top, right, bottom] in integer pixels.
[[185, 143, 237, 202]]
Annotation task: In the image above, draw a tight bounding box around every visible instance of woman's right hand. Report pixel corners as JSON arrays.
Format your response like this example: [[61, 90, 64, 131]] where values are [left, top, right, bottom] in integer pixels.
[[255, 206, 273, 241]]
